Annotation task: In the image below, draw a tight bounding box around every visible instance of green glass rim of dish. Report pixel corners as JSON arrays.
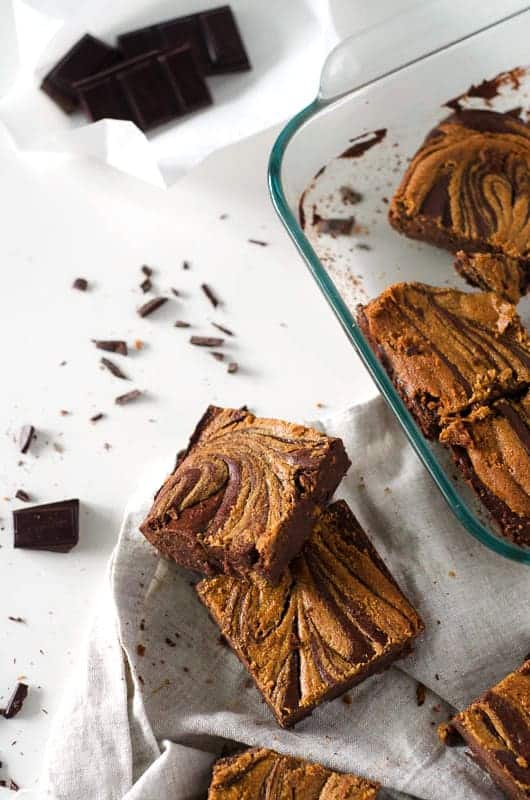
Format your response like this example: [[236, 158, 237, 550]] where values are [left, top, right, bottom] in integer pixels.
[[267, 74, 530, 564]]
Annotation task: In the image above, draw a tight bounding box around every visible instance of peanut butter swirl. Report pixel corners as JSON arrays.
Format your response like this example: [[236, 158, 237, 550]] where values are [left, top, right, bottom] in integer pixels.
[[357, 282, 530, 438], [389, 110, 530, 266], [140, 406, 350, 582], [197, 501, 423, 727], [441, 659, 530, 799], [208, 748, 380, 799]]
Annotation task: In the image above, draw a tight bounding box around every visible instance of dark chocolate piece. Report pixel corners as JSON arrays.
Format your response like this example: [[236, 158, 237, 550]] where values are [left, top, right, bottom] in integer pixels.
[[175, 320, 191, 328], [0, 779, 19, 791], [212, 322, 234, 336], [92, 340, 128, 355], [140, 406, 350, 583], [190, 336, 223, 347], [115, 389, 142, 405], [138, 296, 168, 317], [13, 499, 79, 552], [208, 747, 380, 798], [15, 490, 30, 502], [182, 260, 191, 270], [100, 357, 128, 380], [74, 46, 211, 131], [90, 412, 104, 423], [2, 683, 28, 719], [41, 34, 121, 113], [201, 283, 220, 307], [248, 238, 268, 246], [439, 658, 530, 799], [72, 277, 88, 291], [197, 500, 423, 726], [170, 288, 180, 297], [8, 617, 25, 623], [227, 361, 238, 374], [118, 6, 250, 75], [211, 351, 224, 361], [18, 425, 34, 454], [141, 265, 153, 276], [140, 277, 152, 293]]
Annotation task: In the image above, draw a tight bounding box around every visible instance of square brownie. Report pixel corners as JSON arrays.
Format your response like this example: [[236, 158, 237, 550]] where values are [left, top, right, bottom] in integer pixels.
[[389, 109, 530, 297], [454, 251, 528, 305], [439, 658, 530, 800], [208, 747, 380, 799], [140, 406, 350, 583], [196, 500, 423, 727], [440, 392, 530, 545], [356, 282, 530, 439]]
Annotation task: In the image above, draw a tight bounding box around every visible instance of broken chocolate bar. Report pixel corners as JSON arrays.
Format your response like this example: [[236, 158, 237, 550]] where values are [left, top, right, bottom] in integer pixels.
[[13, 499, 79, 552]]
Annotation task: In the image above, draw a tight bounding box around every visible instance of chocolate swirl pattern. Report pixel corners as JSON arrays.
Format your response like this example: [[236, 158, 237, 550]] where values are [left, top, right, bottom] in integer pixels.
[[208, 748, 380, 800], [440, 659, 530, 800], [441, 392, 530, 545], [197, 501, 423, 727], [389, 110, 530, 291], [357, 282, 530, 438], [140, 406, 350, 583]]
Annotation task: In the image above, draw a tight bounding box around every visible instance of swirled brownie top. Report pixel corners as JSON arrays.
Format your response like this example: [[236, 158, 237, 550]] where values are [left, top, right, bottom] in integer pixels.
[[140, 406, 350, 583], [197, 500, 423, 727], [439, 658, 530, 800], [208, 748, 380, 799], [441, 392, 530, 545], [357, 282, 530, 438], [389, 109, 530, 295]]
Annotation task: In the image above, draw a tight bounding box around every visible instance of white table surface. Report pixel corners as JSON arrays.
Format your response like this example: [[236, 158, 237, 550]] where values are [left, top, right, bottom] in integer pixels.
[[0, 121, 375, 790]]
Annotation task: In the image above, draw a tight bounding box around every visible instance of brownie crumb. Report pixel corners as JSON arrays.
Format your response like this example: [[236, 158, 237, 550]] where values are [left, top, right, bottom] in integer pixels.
[[201, 283, 220, 308], [140, 277, 152, 293], [416, 683, 426, 707], [101, 358, 128, 380], [141, 265, 153, 277], [15, 490, 30, 503], [90, 413, 104, 423], [165, 637, 177, 647], [136, 644, 146, 657], [138, 297, 167, 318], [340, 186, 363, 205], [115, 390, 142, 405], [72, 278, 88, 291], [227, 362, 239, 374], [315, 216, 355, 236], [211, 352, 224, 361], [175, 320, 191, 328], [8, 617, 25, 624], [190, 336, 223, 348], [182, 260, 191, 270], [0, 778, 19, 791], [341, 694, 352, 706], [92, 340, 128, 356]]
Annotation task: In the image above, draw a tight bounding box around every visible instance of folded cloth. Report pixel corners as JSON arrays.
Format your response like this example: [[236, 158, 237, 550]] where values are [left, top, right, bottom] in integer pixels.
[[28, 396, 530, 799]]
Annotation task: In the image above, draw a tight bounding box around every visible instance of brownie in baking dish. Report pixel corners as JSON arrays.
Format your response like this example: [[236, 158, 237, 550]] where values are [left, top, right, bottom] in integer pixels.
[[389, 109, 530, 296], [356, 282, 530, 439], [440, 392, 530, 545], [439, 658, 530, 800], [196, 500, 423, 728], [140, 406, 350, 584], [454, 251, 529, 305], [207, 747, 380, 799]]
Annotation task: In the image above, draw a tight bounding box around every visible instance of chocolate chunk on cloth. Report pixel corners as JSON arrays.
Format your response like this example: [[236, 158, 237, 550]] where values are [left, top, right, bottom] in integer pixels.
[[389, 109, 530, 295], [357, 282, 530, 439], [207, 747, 380, 798], [197, 500, 423, 727], [140, 406, 350, 583], [13, 499, 79, 552], [439, 657, 530, 800]]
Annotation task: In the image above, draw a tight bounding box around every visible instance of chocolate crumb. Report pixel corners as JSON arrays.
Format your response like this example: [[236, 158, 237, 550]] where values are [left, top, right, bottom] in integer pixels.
[[140, 277, 152, 293], [340, 186, 363, 205], [341, 694, 352, 706], [211, 352, 224, 361], [0, 779, 19, 791], [201, 283, 220, 308], [136, 644, 146, 657], [8, 617, 25, 624], [72, 278, 88, 291], [416, 683, 426, 707], [115, 390, 142, 405], [190, 336, 223, 347], [90, 413, 104, 423], [182, 260, 191, 270], [183, 667, 189, 673], [219, 213, 228, 220], [218, 635, 228, 648], [2, 683, 28, 719], [15, 490, 30, 503], [137, 297, 168, 318], [212, 322, 234, 336], [93, 340, 128, 356], [356, 243, 371, 251], [170, 288, 180, 297], [165, 637, 177, 647], [141, 265, 153, 277], [18, 426, 34, 455], [248, 238, 268, 246], [60, 409, 70, 416], [315, 216, 355, 236], [175, 320, 191, 328], [227, 362, 239, 374], [101, 357, 128, 380]]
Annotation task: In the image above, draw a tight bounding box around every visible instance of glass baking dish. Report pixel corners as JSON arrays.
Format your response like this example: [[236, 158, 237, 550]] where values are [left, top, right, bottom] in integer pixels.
[[268, 2, 530, 564]]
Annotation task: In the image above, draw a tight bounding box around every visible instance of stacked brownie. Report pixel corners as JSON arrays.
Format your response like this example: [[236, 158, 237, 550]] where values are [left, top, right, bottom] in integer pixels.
[[140, 405, 424, 728]]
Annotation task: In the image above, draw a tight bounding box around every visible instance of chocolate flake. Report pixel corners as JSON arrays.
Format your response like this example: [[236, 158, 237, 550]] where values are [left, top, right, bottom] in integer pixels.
[[182, 260, 191, 270], [170, 288, 180, 297], [340, 186, 363, 205], [340, 128, 387, 158], [227, 361, 239, 374], [175, 320, 191, 328], [201, 283, 220, 308], [0, 779, 19, 791], [101, 357, 129, 380], [212, 322, 234, 336], [248, 238, 268, 246], [93, 340, 128, 355], [15, 490, 30, 502], [8, 617, 25, 623], [140, 277, 152, 293], [141, 265, 153, 277], [90, 413, 104, 423], [165, 637, 177, 647], [18, 426, 34, 455], [115, 389, 142, 405], [416, 682, 426, 707], [2, 683, 28, 719], [190, 336, 223, 347], [211, 351, 224, 361], [138, 297, 168, 318], [72, 277, 88, 291]]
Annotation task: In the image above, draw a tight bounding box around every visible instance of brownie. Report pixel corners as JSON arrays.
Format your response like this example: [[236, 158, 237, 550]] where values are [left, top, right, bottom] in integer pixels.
[[208, 747, 380, 799], [454, 251, 529, 305], [356, 282, 530, 439], [389, 109, 530, 295], [140, 406, 350, 583], [439, 658, 530, 800], [196, 500, 424, 727], [440, 392, 530, 545]]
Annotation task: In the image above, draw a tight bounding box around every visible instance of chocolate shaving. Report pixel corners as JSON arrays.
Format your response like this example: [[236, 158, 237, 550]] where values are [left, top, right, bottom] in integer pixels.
[[0, 779, 19, 791], [2, 683, 28, 719], [227, 362, 239, 374], [340, 128, 387, 158], [72, 277, 88, 291], [248, 238, 268, 246], [141, 265, 153, 277], [101, 357, 128, 380], [201, 283, 220, 308], [170, 288, 180, 297], [92, 340, 128, 355], [416, 683, 426, 707], [90, 413, 104, 423], [212, 322, 234, 336], [211, 352, 224, 361], [140, 277, 152, 293], [15, 490, 30, 502], [175, 320, 190, 328], [8, 617, 25, 623], [115, 389, 142, 405], [190, 336, 223, 347], [138, 297, 168, 317], [18, 425, 34, 454]]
